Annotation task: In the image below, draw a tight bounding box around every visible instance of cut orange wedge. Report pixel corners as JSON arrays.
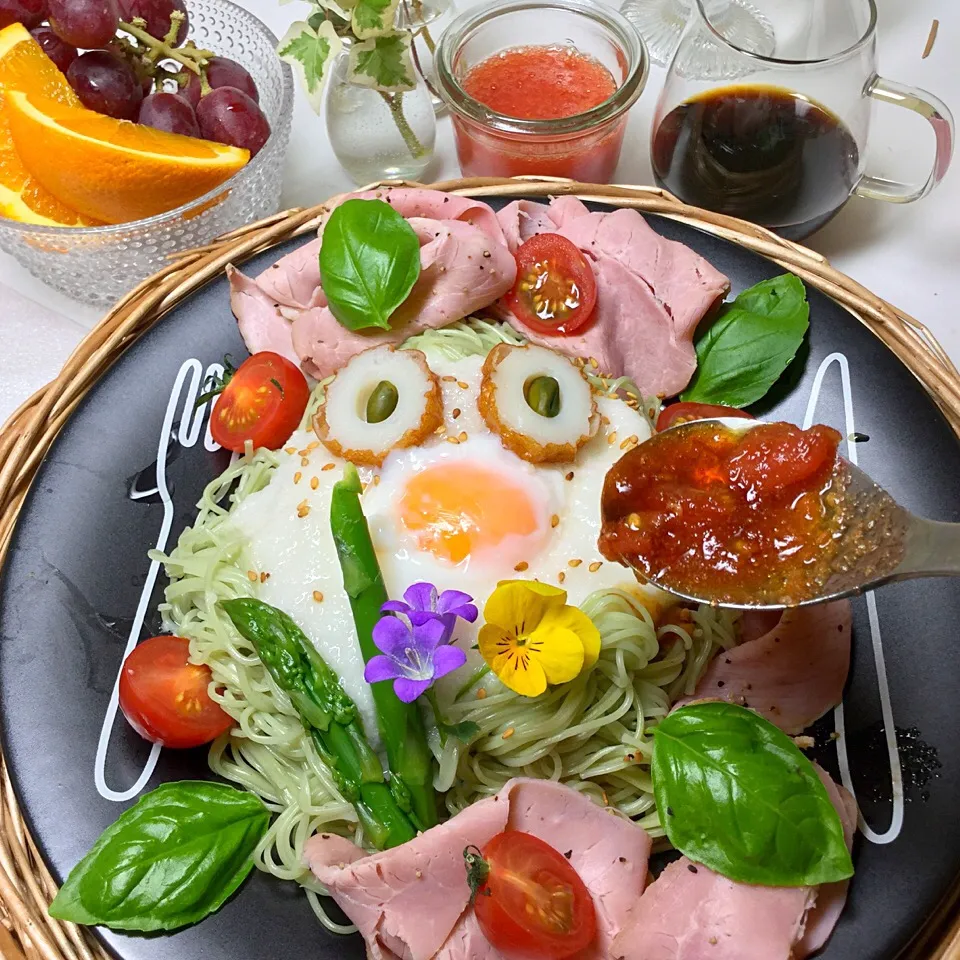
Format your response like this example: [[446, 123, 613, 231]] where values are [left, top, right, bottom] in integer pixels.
[[0, 23, 96, 227], [7, 91, 251, 225]]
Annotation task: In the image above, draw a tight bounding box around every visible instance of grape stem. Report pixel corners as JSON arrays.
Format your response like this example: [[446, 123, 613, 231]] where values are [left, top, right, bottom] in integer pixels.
[[119, 17, 214, 77]]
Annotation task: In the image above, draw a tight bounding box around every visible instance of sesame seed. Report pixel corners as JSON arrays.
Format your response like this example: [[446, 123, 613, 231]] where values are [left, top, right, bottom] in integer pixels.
[[260, 571, 271, 583], [568, 558, 582, 568], [514, 561, 529, 572], [284, 446, 296, 455], [558, 571, 566, 584], [294, 471, 302, 484], [313, 590, 324, 602], [502, 727, 515, 740], [307, 441, 319, 451], [457, 381, 469, 389], [298, 448, 310, 457], [589, 357, 599, 369], [435, 424, 446, 435], [565, 471, 574, 481], [607, 432, 618, 445], [322, 463, 335, 472], [301, 457, 310, 467], [551, 514, 560, 528], [415, 869, 423, 879], [477, 688, 488, 700], [310, 476, 319, 490], [297, 500, 310, 518], [589, 561, 602, 572], [452, 407, 461, 419], [442, 375, 457, 382], [373, 475, 381, 486], [247, 570, 258, 582], [457, 431, 468, 442], [601, 790, 609, 805], [627, 512, 642, 529], [446, 436, 460, 445]]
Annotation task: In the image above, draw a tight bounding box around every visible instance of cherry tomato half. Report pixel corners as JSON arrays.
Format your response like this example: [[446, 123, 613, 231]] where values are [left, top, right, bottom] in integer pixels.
[[210, 352, 310, 453], [503, 234, 598, 336], [470, 831, 597, 960], [656, 401, 753, 433], [118, 636, 233, 749]]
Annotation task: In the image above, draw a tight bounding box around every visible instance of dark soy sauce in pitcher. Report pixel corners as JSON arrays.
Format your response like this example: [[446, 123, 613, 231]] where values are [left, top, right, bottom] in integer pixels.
[[652, 84, 861, 240]]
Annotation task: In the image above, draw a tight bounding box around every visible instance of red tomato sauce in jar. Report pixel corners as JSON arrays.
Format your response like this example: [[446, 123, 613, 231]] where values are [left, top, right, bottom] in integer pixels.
[[455, 45, 625, 180], [599, 421, 845, 605]]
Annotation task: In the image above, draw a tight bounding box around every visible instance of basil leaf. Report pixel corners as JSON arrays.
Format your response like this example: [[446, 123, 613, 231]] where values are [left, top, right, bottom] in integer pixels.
[[681, 275, 809, 407], [320, 198, 421, 331], [49, 781, 269, 931], [653, 702, 853, 887]]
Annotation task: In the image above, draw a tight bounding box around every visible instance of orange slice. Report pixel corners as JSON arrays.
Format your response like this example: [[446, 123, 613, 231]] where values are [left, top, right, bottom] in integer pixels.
[[0, 23, 96, 226], [7, 91, 251, 225]]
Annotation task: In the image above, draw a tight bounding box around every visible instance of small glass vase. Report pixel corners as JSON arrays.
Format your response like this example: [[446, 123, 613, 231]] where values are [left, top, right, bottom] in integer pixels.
[[325, 42, 437, 185], [397, 0, 458, 115]]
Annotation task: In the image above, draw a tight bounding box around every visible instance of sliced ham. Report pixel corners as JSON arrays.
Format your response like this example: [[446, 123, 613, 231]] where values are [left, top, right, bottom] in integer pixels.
[[305, 778, 651, 960], [226, 265, 300, 367], [230, 188, 516, 379], [687, 601, 852, 735], [612, 764, 856, 960], [256, 187, 510, 312], [495, 198, 730, 398], [796, 769, 858, 958], [289, 217, 517, 379]]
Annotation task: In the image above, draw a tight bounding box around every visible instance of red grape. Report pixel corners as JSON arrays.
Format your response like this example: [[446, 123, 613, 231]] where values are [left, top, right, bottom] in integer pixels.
[[117, 0, 187, 44], [205, 57, 258, 103], [49, 0, 119, 47], [67, 50, 142, 120], [138, 91, 199, 136], [30, 24, 78, 72], [196, 86, 270, 156], [0, 0, 48, 30]]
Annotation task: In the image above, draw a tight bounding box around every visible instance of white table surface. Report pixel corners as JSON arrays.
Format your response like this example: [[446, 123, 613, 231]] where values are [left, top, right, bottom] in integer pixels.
[[0, 0, 955, 426]]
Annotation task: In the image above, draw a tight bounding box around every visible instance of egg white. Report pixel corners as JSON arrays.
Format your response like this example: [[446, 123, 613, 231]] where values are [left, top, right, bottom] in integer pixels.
[[228, 352, 655, 745]]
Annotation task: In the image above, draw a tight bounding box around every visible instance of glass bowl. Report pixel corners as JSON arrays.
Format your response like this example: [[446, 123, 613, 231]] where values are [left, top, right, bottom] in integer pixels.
[[0, 0, 294, 306], [435, 0, 649, 181]]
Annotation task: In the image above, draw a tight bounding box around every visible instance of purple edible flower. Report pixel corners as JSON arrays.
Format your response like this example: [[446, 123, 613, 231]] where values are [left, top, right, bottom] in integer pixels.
[[364, 615, 467, 703], [381, 582, 478, 642]]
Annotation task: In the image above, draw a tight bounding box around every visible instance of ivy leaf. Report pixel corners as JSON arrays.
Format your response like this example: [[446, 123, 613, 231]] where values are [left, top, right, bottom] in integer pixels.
[[348, 31, 416, 91], [276, 19, 343, 113], [351, 0, 400, 38]]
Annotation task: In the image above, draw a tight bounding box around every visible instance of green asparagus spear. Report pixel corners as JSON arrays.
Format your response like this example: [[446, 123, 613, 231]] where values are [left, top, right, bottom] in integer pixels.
[[221, 597, 417, 850], [330, 465, 439, 831]]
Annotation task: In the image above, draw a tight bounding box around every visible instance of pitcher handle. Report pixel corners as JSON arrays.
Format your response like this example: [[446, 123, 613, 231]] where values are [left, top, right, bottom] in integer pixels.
[[855, 76, 954, 203]]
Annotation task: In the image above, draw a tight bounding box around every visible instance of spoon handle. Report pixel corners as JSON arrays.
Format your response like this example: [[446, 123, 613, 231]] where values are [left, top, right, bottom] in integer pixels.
[[897, 516, 960, 578]]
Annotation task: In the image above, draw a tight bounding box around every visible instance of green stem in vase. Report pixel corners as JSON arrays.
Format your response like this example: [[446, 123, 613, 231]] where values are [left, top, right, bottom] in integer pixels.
[[380, 91, 426, 159]]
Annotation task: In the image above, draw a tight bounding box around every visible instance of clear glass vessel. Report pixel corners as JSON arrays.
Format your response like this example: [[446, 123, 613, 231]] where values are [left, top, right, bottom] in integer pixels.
[[397, 0, 458, 115], [325, 41, 437, 186], [620, 0, 774, 68], [0, 0, 294, 307], [436, 0, 648, 182]]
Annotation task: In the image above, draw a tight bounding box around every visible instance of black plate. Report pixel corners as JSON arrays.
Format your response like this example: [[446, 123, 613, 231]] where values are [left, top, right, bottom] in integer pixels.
[[2, 198, 958, 960]]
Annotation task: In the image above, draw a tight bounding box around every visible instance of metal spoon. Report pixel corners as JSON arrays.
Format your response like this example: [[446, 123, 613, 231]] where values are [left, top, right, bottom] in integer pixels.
[[618, 417, 960, 610]]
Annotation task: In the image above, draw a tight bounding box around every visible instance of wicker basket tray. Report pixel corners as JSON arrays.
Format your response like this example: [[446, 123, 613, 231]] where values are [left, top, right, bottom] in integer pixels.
[[0, 176, 957, 960]]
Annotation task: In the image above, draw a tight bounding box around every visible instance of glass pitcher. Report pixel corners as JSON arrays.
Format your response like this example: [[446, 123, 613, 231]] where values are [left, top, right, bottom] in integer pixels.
[[650, 0, 954, 239]]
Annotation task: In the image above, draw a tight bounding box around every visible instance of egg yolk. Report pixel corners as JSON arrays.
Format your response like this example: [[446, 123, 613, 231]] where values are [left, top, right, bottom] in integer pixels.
[[398, 462, 542, 564]]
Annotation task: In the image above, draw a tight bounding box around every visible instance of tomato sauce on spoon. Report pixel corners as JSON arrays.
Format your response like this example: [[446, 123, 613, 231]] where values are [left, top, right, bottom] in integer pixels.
[[599, 421, 845, 605]]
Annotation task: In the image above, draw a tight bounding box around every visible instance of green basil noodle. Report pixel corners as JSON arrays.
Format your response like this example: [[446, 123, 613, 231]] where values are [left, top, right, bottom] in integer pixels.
[[153, 318, 737, 932]]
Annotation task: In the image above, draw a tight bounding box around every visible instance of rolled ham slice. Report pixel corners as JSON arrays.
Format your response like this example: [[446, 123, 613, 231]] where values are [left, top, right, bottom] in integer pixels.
[[230, 189, 517, 380], [495, 198, 730, 398], [686, 600, 852, 735], [305, 778, 652, 960], [611, 765, 857, 960]]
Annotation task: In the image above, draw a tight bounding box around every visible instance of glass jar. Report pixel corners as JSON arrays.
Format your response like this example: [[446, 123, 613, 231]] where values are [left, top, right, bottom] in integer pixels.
[[325, 40, 437, 185], [435, 0, 649, 181]]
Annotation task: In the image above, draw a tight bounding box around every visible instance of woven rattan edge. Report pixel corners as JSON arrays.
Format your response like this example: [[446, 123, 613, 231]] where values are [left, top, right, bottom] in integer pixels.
[[0, 176, 957, 960]]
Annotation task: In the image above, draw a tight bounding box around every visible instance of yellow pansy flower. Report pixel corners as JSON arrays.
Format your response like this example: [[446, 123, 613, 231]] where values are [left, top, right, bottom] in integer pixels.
[[477, 580, 601, 697]]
